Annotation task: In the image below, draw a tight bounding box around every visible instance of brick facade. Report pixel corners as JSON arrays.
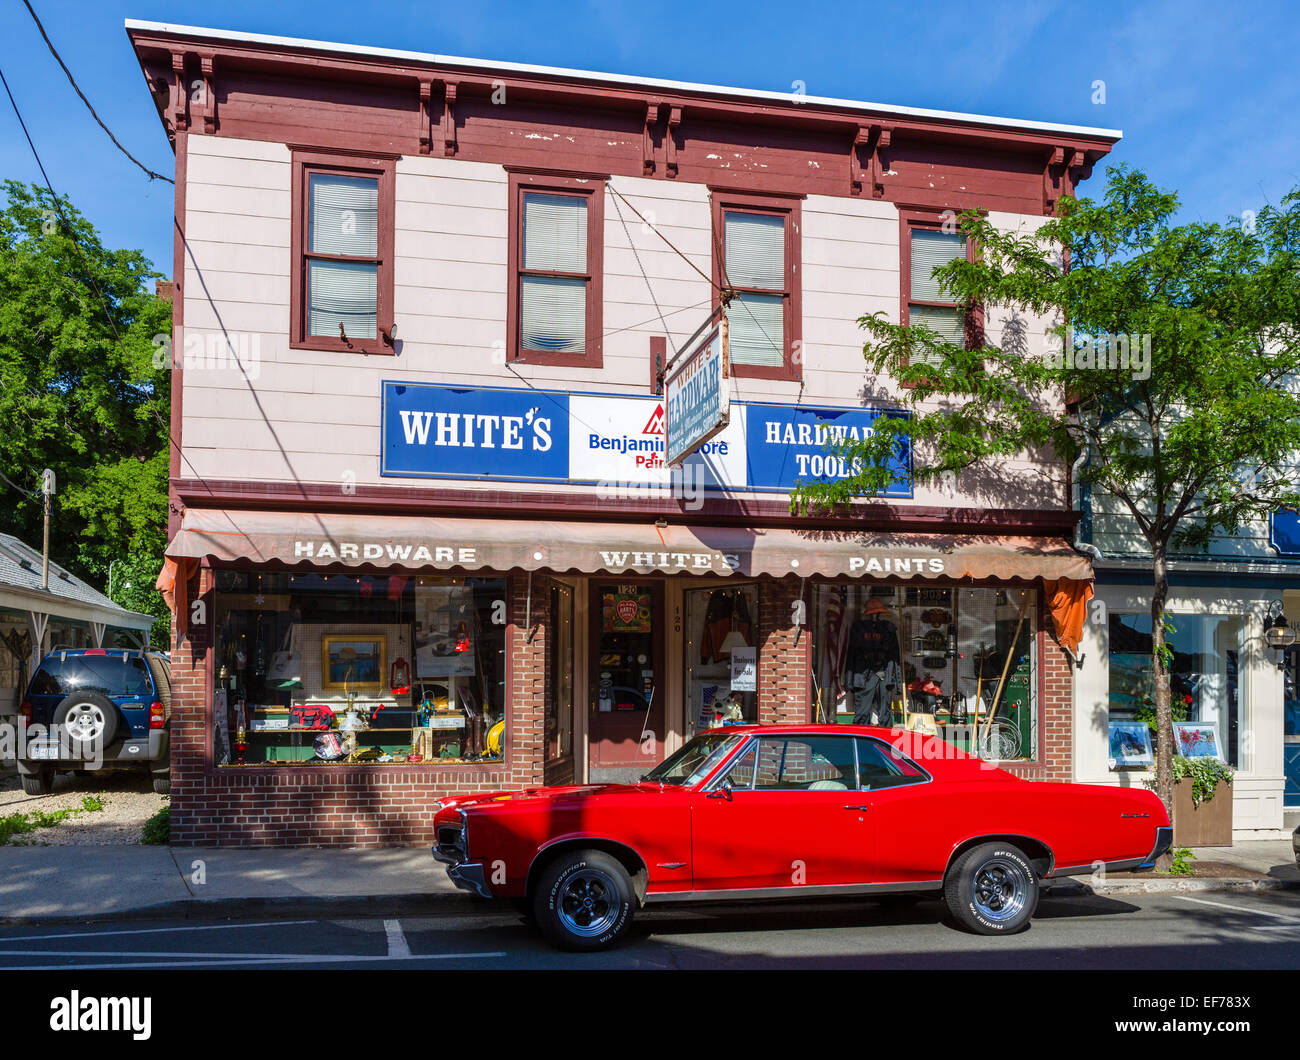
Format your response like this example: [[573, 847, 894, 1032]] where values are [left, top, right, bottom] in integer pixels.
[[757, 578, 811, 725]]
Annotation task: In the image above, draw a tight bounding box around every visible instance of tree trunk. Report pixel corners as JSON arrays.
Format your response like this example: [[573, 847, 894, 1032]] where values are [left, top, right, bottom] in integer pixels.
[[1151, 543, 1174, 870]]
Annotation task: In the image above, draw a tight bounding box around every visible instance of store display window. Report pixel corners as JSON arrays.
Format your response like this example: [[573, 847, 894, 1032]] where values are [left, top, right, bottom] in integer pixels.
[[1107, 613, 1243, 767], [810, 583, 1037, 760], [213, 571, 507, 767], [683, 584, 758, 736]]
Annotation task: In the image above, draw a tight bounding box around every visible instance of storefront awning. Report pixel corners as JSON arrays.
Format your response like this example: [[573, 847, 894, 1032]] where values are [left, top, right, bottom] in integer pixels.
[[165, 508, 1093, 584]]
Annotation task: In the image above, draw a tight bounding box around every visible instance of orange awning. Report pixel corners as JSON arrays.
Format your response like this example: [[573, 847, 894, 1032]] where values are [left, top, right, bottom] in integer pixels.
[[165, 508, 1093, 584]]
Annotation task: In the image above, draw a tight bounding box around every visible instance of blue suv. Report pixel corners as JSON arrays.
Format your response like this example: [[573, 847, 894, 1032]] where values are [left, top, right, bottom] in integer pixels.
[[17, 648, 171, 796]]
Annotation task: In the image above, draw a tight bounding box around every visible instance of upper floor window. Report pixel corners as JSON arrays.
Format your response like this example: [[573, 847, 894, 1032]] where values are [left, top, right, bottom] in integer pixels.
[[291, 149, 395, 355], [712, 191, 802, 381], [508, 172, 603, 368], [902, 217, 972, 368]]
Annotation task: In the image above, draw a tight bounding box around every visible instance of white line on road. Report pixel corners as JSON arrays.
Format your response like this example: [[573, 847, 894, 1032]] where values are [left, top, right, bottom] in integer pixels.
[[384, 919, 411, 958], [0, 950, 506, 970], [1173, 895, 1300, 923], [0, 921, 315, 943]]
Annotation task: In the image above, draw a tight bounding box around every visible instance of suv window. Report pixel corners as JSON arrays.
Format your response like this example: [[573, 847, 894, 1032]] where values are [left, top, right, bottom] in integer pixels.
[[753, 736, 857, 791], [29, 654, 154, 698]]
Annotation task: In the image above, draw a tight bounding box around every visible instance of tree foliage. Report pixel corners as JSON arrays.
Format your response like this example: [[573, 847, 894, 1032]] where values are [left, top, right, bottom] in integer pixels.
[[792, 167, 1300, 823], [0, 180, 171, 636]]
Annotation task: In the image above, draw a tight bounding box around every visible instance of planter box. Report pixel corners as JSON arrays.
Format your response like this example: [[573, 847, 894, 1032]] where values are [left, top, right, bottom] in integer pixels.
[[1172, 777, 1233, 847]]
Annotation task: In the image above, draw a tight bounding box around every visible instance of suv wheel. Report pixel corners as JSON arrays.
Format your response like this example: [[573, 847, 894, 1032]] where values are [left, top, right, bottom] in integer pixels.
[[19, 765, 54, 796], [533, 849, 636, 952], [52, 691, 119, 753], [151, 771, 171, 795]]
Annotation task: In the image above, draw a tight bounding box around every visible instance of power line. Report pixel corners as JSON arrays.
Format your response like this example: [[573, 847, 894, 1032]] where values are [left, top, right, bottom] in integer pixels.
[[21, 0, 173, 185]]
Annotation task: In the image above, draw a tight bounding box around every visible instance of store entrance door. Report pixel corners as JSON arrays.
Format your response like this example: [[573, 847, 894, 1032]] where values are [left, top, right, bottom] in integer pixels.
[[589, 581, 665, 785], [1285, 645, 1300, 808]]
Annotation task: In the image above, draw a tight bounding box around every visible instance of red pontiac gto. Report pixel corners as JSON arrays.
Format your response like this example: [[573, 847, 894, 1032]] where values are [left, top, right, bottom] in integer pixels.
[[432, 724, 1172, 950]]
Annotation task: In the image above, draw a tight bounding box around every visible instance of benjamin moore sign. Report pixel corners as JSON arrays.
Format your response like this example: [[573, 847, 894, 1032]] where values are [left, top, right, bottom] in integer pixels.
[[381, 381, 910, 495]]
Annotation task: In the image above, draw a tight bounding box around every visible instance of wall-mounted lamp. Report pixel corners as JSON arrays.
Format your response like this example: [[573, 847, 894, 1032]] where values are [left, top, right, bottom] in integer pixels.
[[382, 323, 399, 347], [1265, 611, 1296, 668]]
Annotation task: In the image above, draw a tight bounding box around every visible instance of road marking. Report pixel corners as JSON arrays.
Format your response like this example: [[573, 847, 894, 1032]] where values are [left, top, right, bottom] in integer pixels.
[[0, 921, 315, 943], [1173, 895, 1300, 923], [384, 919, 410, 958], [0, 950, 506, 970]]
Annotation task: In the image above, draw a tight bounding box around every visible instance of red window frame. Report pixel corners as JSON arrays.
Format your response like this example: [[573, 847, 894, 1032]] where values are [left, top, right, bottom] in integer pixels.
[[898, 208, 983, 382], [710, 189, 803, 382], [290, 148, 396, 356], [507, 170, 604, 369]]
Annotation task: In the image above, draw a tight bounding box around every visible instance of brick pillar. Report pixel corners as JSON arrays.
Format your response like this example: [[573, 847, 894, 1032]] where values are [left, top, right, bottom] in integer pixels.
[[757, 577, 810, 725], [508, 570, 548, 788], [169, 565, 212, 845], [1039, 616, 1075, 782]]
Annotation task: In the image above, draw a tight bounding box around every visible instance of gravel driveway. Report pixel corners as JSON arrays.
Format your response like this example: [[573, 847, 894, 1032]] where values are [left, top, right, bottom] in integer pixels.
[[0, 767, 167, 845]]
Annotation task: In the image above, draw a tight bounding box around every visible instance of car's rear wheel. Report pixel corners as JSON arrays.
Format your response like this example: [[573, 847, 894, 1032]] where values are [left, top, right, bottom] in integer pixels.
[[533, 849, 635, 952], [18, 765, 54, 796], [944, 841, 1038, 935]]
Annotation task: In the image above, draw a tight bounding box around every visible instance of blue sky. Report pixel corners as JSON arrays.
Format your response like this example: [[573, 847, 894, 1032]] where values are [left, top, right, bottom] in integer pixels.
[[1, 0, 1297, 274]]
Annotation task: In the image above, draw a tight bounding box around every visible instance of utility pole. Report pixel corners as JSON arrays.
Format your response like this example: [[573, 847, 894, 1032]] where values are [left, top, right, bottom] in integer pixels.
[[40, 469, 55, 590]]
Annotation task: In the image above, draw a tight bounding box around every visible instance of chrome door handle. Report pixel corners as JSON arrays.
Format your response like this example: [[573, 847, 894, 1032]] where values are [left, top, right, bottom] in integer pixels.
[[843, 805, 871, 811]]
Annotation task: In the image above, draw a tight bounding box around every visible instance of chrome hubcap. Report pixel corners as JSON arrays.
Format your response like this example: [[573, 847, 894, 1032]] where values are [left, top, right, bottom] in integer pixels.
[[558, 869, 620, 938], [65, 703, 105, 742], [973, 857, 1029, 922]]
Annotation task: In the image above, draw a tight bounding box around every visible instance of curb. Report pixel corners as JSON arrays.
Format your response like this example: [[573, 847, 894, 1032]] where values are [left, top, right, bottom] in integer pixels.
[[0, 890, 479, 928], [1042, 877, 1300, 897]]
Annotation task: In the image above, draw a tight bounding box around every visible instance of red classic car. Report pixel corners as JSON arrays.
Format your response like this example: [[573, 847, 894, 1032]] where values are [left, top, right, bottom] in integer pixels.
[[432, 724, 1172, 950]]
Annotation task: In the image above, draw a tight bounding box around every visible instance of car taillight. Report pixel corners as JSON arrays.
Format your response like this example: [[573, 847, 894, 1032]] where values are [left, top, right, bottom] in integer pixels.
[[20, 701, 31, 721], [149, 701, 165, 729]]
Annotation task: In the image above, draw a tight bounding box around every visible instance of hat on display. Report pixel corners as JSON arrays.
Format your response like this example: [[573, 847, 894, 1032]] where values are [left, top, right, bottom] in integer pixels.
[[863, 597, 895, 618]]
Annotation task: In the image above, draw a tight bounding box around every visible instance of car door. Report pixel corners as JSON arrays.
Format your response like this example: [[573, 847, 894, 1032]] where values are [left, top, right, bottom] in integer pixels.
[[689, 733, 874, 894]]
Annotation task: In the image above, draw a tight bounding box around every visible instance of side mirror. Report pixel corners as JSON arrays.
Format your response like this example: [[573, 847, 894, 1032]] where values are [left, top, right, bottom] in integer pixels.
[[707, 776, 734, 801]]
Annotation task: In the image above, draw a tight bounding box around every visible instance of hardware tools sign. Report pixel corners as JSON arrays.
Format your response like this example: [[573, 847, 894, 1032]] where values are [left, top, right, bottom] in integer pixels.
[[382, 382, 910, 495], [665, 323, 728, 467]]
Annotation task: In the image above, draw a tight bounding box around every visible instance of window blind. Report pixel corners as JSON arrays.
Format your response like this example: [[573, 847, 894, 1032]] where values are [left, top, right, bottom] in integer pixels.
[[523, 193, 588, 273], [724, 211, 784, 290], [521, 275, 586, 353], [308, 259, 378, 339], [910, 229, 965, 303], [728, 291, 784, 367], [908, 304, 965, 364], [309, 174, 379, 257]]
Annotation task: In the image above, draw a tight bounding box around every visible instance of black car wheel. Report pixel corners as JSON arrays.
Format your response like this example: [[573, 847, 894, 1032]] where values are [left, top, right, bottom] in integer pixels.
[[533, 849, 635, 952], [151, 768, 171, 795], [944, 841, 1039, 935], [18, 764, 54, 796], [52, 692, 119, 753]]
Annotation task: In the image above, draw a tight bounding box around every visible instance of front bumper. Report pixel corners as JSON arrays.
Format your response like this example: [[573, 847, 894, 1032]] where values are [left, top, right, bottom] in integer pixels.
[[431, 845, 492, 898]]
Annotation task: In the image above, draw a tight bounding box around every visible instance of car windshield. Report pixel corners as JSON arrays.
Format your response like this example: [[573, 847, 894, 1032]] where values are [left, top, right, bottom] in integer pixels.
[[642, 731, 745, 786]]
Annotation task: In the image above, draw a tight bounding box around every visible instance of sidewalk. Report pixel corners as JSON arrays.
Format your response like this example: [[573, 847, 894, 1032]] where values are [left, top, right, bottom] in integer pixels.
[[0, 841, 1294, 925]]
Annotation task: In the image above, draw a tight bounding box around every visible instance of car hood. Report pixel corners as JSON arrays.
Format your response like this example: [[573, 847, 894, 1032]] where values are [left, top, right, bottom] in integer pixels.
[[439, 783, 668, 812]]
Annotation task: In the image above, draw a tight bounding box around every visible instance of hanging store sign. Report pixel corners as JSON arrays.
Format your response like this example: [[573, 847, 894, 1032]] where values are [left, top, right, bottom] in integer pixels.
[[664, 318, 729, 467], [381, 381, 910, 496], [1270, 510, 1300, 557]]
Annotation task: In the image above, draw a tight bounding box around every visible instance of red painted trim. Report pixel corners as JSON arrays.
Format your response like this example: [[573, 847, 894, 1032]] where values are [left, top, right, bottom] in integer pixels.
[[171, 478, 1081, 534], [289, 148, 396, 356], [506, 171, 605, 369], [710, 188, 803, 382]]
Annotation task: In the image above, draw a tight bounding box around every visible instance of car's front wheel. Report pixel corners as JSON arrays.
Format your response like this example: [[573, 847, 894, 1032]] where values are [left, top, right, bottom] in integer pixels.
[[944, 841, 1039, 935], [533, 849, 635, 952]]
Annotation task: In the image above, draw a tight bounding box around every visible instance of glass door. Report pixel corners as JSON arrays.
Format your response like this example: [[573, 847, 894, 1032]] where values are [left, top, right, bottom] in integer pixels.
[[1285, 645, 1299, 808], [589, 582, 664, 784]]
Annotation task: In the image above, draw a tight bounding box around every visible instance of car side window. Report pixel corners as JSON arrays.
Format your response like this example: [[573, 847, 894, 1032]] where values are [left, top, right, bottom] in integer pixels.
[[856, 737, 928, 791], [721, 743, 757, 789], [752, 736, 857, 791]]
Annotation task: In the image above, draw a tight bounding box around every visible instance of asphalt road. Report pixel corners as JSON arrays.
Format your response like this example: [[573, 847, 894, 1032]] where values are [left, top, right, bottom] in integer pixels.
[[0, 889, 1297, 970]]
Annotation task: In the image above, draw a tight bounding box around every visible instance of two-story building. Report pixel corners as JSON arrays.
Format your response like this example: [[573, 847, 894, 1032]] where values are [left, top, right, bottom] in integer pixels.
[[130, 20, 1116, 846]]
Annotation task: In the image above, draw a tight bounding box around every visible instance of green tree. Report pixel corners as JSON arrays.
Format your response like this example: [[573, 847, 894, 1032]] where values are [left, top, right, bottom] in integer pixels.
[[792, 167, 1300, 831], [0, 179, 171, 638]]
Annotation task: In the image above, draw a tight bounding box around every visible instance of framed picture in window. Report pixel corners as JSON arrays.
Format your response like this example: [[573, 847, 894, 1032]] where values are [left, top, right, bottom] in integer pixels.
[[321, 635, 386, 692], [1173, 721, 1223, 761], [1108, 721, 1154, 769]]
